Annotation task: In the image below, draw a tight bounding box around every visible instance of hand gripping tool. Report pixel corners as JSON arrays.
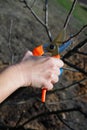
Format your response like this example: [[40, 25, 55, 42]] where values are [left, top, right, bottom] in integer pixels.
[[32, 29, 72, 103]]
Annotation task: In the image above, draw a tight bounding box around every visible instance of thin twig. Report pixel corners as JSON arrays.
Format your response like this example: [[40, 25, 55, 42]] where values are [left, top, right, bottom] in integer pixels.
[[63, 59, 87, 75], [21, 107, 79, 126], [44, 0, 52, 41], [8, 19, 14, 64], [15, 111, 25, 127], [56, 24, 87, 44], [44, 0, 48, 26], [48, 78, 87, 94], [22, 0, 45, 26], [62, 39, 87, 59], [63, 0, 77, 29], [63, 24, 87, 43], [31, 0, 36, 8], [20, 0, 52, 41], [57, 115, 74, 130], [76, 50, 87, 56]]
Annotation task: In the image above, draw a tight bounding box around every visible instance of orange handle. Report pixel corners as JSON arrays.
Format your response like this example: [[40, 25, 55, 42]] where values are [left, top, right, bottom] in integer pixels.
[[33, 45, 60, 103], [32, 45, 44, 56], [41, 88, 47, 103]]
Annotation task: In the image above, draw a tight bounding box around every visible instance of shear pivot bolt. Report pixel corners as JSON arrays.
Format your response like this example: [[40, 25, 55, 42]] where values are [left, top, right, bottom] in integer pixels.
[[50, 44, 55, 50]]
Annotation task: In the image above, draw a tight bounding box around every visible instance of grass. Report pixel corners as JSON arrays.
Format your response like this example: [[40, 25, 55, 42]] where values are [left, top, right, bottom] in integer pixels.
[[57, 0, 87, 25]]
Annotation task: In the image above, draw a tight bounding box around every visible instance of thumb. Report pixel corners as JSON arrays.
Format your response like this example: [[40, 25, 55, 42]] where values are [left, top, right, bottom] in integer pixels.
[[25, 50, 33, 56], [22, 50, 33, 61]]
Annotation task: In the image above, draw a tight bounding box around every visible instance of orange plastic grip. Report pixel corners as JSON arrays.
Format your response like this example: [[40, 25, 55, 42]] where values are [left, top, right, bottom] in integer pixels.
[[32, 45, 44, 56], [41, 88, 47, 103]]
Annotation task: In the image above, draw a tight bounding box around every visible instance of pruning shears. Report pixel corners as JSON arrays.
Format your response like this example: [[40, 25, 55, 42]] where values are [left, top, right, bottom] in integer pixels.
[[32, 29, 72, 103], [31, 0, 77, 103]]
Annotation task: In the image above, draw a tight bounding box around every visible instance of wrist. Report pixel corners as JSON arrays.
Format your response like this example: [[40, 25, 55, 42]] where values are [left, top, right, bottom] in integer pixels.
[[11, 64, 25, 88], [6, 64, 25, 89], [14, 63, 31, 87]]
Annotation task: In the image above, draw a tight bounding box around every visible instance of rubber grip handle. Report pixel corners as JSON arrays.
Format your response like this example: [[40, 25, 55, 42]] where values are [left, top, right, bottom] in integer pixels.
[[41, 88, 47, 103]]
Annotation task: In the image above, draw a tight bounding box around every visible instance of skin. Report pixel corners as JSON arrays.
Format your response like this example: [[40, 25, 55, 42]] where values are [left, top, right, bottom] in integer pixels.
[[0, 51, 64, 103]]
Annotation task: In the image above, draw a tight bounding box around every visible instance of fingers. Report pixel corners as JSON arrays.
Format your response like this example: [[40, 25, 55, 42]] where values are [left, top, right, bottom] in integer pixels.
[[51, 58, 64, 68], [51, 74, 59, 84], [42, 81, 53, 90], [48, 73, 59, 85], [42, 57, 64, 91], [44, 57, 64, 69], [57, 59, 64, 67], [42, 71, 59, 90]]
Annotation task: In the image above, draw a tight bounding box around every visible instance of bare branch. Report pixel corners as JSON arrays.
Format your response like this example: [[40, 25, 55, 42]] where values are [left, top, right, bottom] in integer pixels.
[[22, 0, 45, 26], [48, 78, 87, 94], [44, 0, 48, 26], [15, 111, 25, 127], [8, 19, 14, 64], [20, 0, 52, 41], [31, 0, 36, 8], [44, 0, 52, 42], [57, 115, 74, 130], [62, 39, 87, 59], [21, 107, 80, 126], [76, 50, 87, 56], [63, 0, 77, 29], [63, 24, 87, 43], [63, 59, 87, 75]]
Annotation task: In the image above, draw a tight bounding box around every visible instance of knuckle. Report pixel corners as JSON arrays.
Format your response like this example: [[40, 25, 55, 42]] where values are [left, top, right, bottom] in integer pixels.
[[48, 84, 53, 90], [48, 72, 53, 79]]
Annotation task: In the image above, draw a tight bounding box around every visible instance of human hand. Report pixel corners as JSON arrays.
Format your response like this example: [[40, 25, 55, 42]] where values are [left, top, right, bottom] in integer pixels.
[[17, 51, 64, 90]]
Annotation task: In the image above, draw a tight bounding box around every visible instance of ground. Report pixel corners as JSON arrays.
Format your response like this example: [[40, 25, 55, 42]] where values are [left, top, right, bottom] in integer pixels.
[[0, 0, 87, 130]]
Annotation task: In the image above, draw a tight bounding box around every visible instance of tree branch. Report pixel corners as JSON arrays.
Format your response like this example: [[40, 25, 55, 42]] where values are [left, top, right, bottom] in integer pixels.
[[21, 0, 45, 26], [57, 115, 74, 130], [76, 50, 87, 56], [63, 24, 87, 44], [63, 59, 87, 75], [62, 39, 87, 59], [8, 19, 14, 64], [48, 78, 87, 94], [44, 0, 52, 42], [21, 107, 80, 126], [20, 0, 52, 41], [63, 0, 77, 29]]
